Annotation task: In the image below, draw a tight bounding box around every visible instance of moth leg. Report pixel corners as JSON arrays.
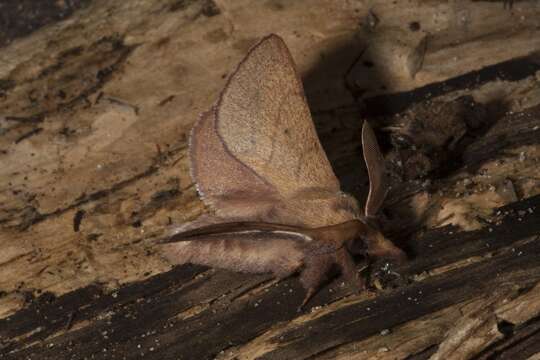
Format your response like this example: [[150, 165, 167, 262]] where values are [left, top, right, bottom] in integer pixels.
[[346, 238, 366, 256], [298, 256, 333, 311], [335, 249, 366, 294], [298, 288, 317, 312]]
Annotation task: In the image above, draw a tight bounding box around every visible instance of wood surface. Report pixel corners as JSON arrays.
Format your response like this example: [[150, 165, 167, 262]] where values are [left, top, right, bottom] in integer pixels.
[[1, 0, 540, 359]]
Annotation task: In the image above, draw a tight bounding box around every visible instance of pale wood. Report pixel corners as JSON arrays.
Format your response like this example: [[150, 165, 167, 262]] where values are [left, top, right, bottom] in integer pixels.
[[1, 0, 540, 359]]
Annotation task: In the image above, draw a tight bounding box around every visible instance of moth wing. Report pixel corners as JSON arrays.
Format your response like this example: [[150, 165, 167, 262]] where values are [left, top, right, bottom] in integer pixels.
[[362, 121, 388, 217], [215, 34, 340, 197], [159, 221, 313, 244], [190, 108, 278, 212], [159, 222, 309, 276]]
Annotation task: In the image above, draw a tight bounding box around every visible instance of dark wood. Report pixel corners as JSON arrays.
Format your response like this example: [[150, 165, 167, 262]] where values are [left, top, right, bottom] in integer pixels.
[[1, 195, 539, 359], [477, 318, 540, 360], [1, 1, 540, 359]]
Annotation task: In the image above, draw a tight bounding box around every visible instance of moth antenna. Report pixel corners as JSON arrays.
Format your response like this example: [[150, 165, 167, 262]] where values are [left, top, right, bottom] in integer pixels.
[[362, 121, 388, 218]]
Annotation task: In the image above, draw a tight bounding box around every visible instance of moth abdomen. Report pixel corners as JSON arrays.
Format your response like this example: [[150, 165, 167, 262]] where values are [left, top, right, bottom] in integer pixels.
[[161, 238, 304, 277]]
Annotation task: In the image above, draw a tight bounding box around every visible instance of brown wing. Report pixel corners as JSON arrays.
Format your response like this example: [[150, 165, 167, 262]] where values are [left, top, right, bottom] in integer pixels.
[[159, 221, 314, 244], [189, 108, 278, 212], [214, 34, 340, 198], [362, 121, 388, 217]]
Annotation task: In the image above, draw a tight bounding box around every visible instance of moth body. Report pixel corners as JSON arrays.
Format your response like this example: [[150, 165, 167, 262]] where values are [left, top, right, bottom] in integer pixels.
[[159, 34, 405, 308], [163, 237, 304, 278]]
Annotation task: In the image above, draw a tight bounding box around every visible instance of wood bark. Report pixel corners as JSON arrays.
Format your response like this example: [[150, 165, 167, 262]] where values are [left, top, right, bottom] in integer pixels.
[[1, 0, 540, 359]]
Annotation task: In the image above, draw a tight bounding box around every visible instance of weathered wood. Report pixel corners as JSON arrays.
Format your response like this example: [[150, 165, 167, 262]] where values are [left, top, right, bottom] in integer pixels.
[[1, 195, 539, 359], [2, 0, 540, 309], [1, 0, 540, 359], [477, 320, 540, 359]]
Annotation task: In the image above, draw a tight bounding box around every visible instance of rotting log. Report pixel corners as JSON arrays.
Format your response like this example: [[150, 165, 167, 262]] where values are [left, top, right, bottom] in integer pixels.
[[0, 196, 539, 359], [1, 0, 540, 359]]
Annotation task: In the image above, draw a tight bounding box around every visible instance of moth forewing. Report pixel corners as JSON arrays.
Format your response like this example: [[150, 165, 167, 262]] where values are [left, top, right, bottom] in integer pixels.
[[159, 222, 316, 244]]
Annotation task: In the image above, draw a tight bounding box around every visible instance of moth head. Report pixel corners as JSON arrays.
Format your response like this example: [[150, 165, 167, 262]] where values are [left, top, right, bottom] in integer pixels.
[[311, 220, 404, 263], [354, 218, 406, 263]]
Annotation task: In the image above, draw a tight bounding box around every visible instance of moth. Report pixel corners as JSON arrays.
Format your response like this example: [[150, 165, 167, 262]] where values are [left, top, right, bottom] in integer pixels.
[[159, 34, 406, 308]]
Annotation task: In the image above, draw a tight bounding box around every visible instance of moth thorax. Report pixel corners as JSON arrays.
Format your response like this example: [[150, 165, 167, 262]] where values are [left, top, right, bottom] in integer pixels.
[[331, 192, 361, 218]]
